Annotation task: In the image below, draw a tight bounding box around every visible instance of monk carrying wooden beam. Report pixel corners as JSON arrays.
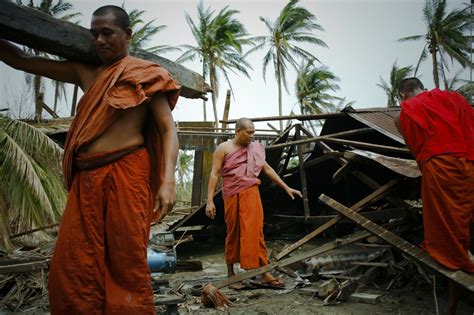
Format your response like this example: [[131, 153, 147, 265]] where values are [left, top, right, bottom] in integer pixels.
[[206, 118, 302, 287], [0, 6, 180, 314], [394, 77, 474, 315]]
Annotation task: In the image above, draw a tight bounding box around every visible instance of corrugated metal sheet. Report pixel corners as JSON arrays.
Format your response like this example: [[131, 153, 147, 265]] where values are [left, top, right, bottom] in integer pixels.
[[347, 108, 404, 144]]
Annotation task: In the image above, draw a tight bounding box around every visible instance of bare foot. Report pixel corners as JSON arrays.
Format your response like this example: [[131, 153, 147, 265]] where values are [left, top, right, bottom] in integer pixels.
[[261, 272, 285, 287]]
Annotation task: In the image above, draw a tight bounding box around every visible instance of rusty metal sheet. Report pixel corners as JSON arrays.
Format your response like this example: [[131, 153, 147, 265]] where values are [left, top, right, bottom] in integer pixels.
[[347, 108, 404, 144], [348, 149, 420, 178]]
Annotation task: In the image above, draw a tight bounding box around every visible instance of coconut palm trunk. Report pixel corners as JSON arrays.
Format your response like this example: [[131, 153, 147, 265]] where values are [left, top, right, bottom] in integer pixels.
[[431, 48, 440, 88], [33, 74, 42, 121], [209, 64, 219, 128], [276, 53, 283, 130]]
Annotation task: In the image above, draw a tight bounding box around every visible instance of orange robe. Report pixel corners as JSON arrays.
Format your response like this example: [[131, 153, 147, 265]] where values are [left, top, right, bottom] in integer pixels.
[[221, 142, 268, 269], [400, 89, 474, 273], [421, 155, 474, 272], [48, 56, 180, 314]]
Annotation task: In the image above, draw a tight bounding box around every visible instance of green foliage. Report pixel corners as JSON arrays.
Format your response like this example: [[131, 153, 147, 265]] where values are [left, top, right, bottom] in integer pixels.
[[177, 2, 253, 126], [0, 115, 66, 251], [399, 0, 473, 88], [246, 0, 327, 129], [377, 60, 413, 107], [296, 61, 342, 114]]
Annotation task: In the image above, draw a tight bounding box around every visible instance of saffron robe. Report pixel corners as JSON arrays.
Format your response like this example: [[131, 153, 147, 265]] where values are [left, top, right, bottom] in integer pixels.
[[221, 142, 268, 269], [400, 89, 474, 273], [48, 56, 180, 314]]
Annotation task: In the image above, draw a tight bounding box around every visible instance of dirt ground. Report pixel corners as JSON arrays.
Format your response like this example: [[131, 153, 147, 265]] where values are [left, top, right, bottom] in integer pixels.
[[158, 238, 474, 315]]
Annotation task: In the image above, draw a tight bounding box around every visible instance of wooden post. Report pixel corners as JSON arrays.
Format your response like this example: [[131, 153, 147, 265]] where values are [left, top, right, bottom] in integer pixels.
[[221, 90, 231, 130], [296, 125, 311, 223]]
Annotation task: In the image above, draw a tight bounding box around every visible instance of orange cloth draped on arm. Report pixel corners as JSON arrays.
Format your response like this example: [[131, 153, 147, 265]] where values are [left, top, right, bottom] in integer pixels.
[[48, 56, 180, 314], [221, 142, 269, 269], [399, 89, 474, 273]]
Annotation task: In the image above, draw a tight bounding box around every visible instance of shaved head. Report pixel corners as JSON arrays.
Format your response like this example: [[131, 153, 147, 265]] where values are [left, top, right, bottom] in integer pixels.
[[93, 5, 130, 30], [236, 117, 253, 130]]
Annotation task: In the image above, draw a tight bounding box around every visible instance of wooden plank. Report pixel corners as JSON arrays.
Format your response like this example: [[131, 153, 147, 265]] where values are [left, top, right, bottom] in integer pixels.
[[320, 138, 410, 154], [211, 229, 372, 289], [319, 194, 474, 292], [266, 128, 372, 151], [0, 1, 210, 99], [274, 178, 400, 261], [295, 125, 310, 221], [222, 112, 347, 124]]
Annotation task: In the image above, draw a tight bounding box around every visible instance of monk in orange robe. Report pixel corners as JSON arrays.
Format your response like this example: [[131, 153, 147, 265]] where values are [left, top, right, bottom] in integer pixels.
[[206, 118, 302, 285], [0, 6, 179, 314], [394, 77, 474, 314]]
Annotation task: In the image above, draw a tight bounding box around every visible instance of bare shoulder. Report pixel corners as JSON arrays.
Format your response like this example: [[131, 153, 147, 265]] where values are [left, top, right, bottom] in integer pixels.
[[216, 140, 234, 155]]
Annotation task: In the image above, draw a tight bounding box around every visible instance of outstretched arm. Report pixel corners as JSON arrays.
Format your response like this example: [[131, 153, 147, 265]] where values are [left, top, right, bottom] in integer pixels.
[[206, 146, 225, 219], [0, 39, 82, 86], [150, 92, 179, 219], [262, 162, 302, 200]]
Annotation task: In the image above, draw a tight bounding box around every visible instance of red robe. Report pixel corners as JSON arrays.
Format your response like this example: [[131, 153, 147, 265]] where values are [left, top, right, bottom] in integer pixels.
[[48, 56, 180, 314], [221, 142, 269, 269], [400, 89, 474, 273]]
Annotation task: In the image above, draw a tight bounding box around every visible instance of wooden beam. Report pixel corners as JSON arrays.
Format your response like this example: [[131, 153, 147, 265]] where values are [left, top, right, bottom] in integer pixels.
[[222, 112, 347, 124], [274, 178, 400, 261], [211, 229, 372, 289], [0, 259, 50, 274], [295, 125, 310, 222], [0, 1, 210, 99], [266, 128, 373, 150], [221, 89, 231, 130], [319, 194, 474, 292], [320, 138, 410, 154]]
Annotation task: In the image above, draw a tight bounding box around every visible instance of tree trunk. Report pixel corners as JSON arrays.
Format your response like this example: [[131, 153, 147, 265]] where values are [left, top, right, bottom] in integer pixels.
[[202, 63, 207, 121], [431, 49, 439, 89], [70, 84, 78, 116], [53, 83, 59, 113], [210, 65, 219, 128], [34, 74, 42, 121], [276, 50, 283, 130]]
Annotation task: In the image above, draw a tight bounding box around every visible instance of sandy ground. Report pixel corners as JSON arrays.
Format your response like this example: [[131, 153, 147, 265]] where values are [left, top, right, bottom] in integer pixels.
[[157, 238, 474, 315]]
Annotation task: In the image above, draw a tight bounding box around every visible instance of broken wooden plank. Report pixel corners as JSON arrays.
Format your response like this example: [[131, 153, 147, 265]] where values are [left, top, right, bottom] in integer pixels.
[[319, 194, 474, 292], [0, 259, 50, 274], [211, 229, 372, 289], [295, 125, 310, 222], [266, 128, 372, 151], [222, 112, 347, 124], [351, 262, 389, 267], [274, 178, 400, 261], [320, 138, 410, 154], [0, 1, 210, 99], [349, 292, 381, 305]]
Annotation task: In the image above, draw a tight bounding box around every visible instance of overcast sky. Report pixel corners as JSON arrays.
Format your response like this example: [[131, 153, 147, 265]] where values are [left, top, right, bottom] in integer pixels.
[[0, 0, 471, 123]]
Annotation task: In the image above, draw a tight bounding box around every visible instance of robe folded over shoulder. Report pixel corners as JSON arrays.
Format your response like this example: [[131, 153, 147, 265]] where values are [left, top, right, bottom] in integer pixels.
[[400, 89, 474, 273], [63, 55, 181, 196], [221, 142, 268, 269], [48, 56, 180, 314]]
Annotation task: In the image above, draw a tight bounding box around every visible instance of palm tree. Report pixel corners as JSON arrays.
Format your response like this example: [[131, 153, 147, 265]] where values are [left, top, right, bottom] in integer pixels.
[[247, 0, 327, 130], [445, 70, 474, 103], [177, 3, 253, 127], [0, 115, 66, 251], [296, 61, 342, 115], [377, 61, 413, 107], [175, 150, 193, 204], [16, 0, 81, 120], [398, 0, 473, 88], [125, 7, 180, 55]]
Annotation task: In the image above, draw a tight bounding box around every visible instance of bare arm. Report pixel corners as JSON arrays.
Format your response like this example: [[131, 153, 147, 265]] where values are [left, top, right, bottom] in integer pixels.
[[262, 162, 302, 200], [0, 39, 82, 86], [205, 145, 226, 219], [150, 92, 179, 219]]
